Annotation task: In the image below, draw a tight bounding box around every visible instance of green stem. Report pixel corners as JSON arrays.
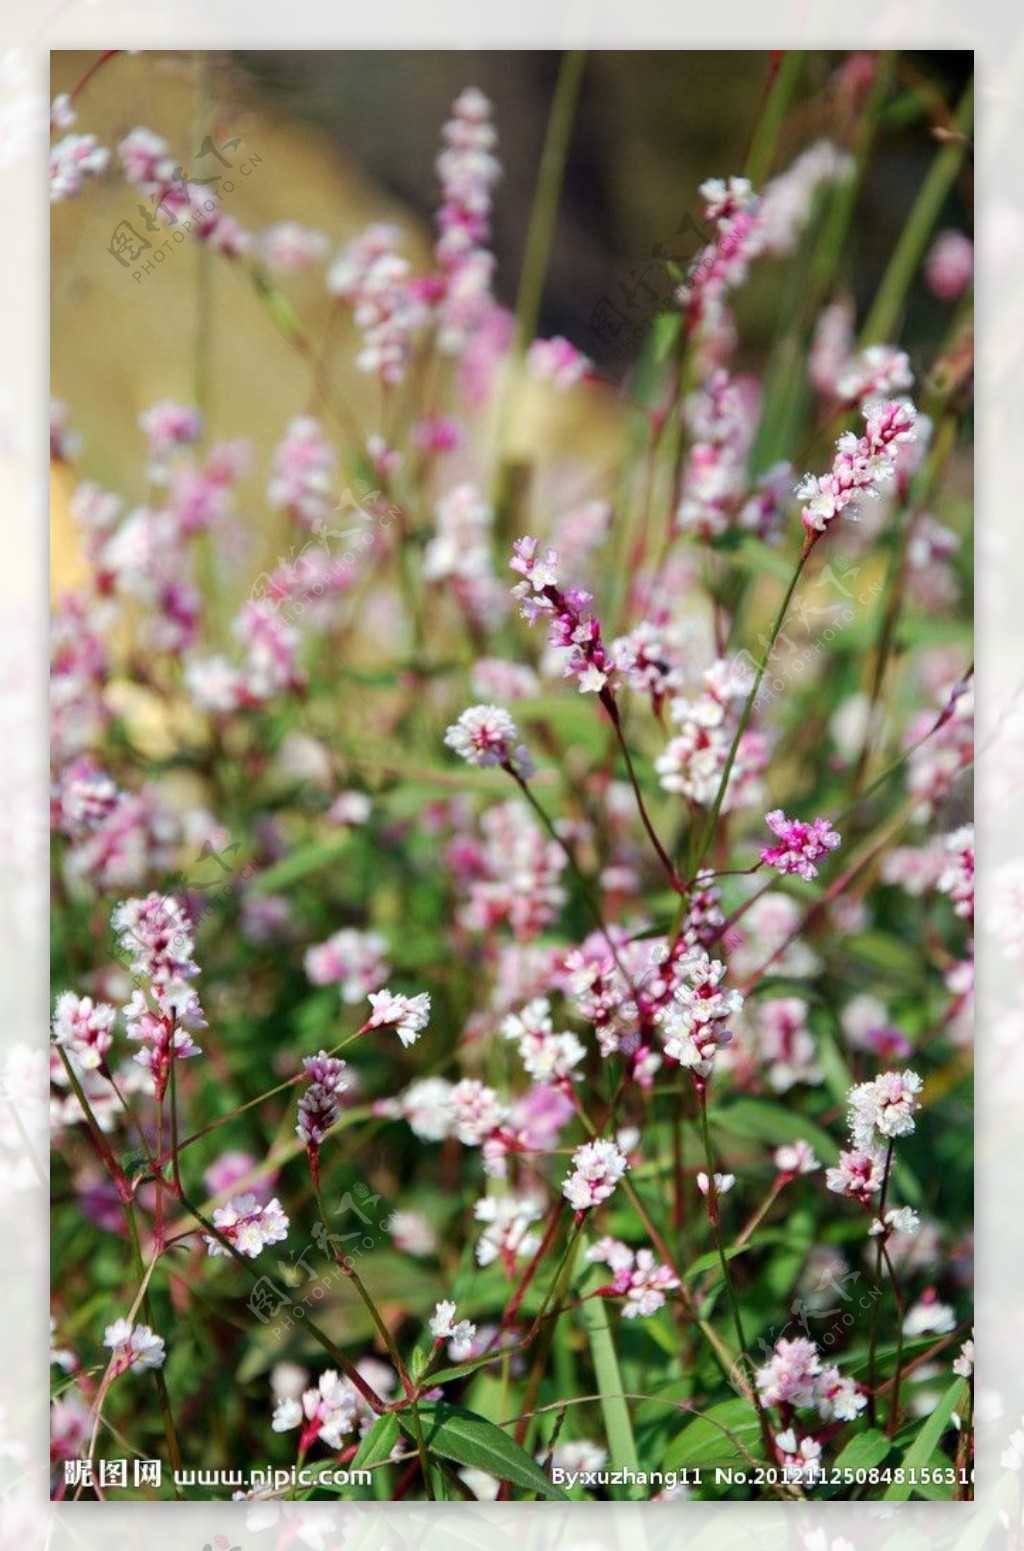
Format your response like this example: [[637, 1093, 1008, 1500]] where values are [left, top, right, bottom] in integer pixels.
[[177, 1188, 390, 1415], [698, 1092, 775, 1464], [677, 546, 809, 898], [602, 691, 682, 891], [491, 49, 585, 519], [744, 51, 804, 185], [125, 1201, 185, 1486], [859, 75, 974, 346], [865, 1139, 895, 1424], [580, 1285, 641, 1497], [310, 1178, 434, 1499], [510, 50, 586, 360]]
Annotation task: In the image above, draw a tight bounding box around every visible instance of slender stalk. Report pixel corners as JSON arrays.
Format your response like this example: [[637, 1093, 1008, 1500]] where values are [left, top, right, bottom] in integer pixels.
[[677, 545, 810, 899], [696, 1091, 775, 1463], [880, 1241, 907, 1433], [601, 690, 682, 891], [176, 1187, 390, 1415], [508, 767, 637, 989], [865, 1139, 895, 1425], [859, 75, 974, 346], [310, 1177, 434, 1498], [490, 50, 585, 516], [743, 51, 804, 186], [125, 1201, 184, 1485], [509, 50, 586, 361]]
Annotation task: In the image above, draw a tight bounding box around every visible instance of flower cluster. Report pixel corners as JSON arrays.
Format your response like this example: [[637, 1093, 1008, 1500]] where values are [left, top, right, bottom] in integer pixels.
[[51, 992, 116, 1071], [796, 397, 918, 537], [103, 1319, 166, 1375], [429, 1299, 478, 1357], [562, 1139, 629, 1213], [826, 1069, 922, 1205], [586, 1237, 680, 1318], [656, 952, 742, 1081], [444, 705, 533, 777], [110, 893, 206, 1099], [655, 659, 768, 810], [296, 1051, 349, 1157], [760, 810, 841, 881], [511, 538, 619, 696], [365, 990, 432, 1048], [755, 1336, 865, 1423], [204, 1194, 290, 1259]]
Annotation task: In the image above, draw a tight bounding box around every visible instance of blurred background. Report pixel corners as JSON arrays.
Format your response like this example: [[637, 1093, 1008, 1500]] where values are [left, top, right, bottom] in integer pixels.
[[50, 49, 972, 592]]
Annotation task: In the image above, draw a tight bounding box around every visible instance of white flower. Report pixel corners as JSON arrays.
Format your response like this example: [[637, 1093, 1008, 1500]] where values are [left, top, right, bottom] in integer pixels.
[[562, 1139, 628, 1212], [774, 1141, 821, 1175], [429, 1300, 476, 1352], [549, 1439, 608, 1474], [51, 991, 115, 1070], [869, 1206, 920, 1238], [204, 1195, 290, 1259], [847, 1069, 923, 1151], [903, 1295, 956, 1338], [366, 989, 431, 1047], [444, 704, 533, 776], [386, 1210, 437, 1257], [103, 1319, 165, 1372], [474, 1192, 545, 1267], [271, 1371, 359, 1450], [952, 1333, 974, 1379], [696, 1171, 735, 1196], [500, 998, 586, 1084]]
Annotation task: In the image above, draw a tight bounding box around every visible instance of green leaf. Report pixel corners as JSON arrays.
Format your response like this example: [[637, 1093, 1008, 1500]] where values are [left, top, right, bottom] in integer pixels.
[[883, 1378, 966, 1499], [579, 1278, 642, 1498], [394, 1401, 568, 1501], [709, 1098, 839, 1163], [664, 1397, 762, 1471], [831, 1427, 892, 1475], [250, 835, 354, 894], [350, 1412, 400, 1472]]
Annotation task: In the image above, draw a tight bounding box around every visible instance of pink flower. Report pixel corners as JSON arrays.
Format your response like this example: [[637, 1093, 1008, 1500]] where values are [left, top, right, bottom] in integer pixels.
[[449, 1078, 508, 1146], [847, 1069, 923, 1149], [510, 537, 618, 696], [656, 952, 741, 1079], [796, 397, 918, 537], [760, 810, 841, 881], [587, 1238, 680, 1317], [304, 928, 390, 1003], [937, 824, 974, 926], [444, 704, 533, 776], [296, 1051, 349, 1148], [103, 1319, 165, 1375], [562, 1139, 629, 1212], [267, 416, 337, 528], [51, 993, 115, 1071], [258, 221, 328, 272], [365, 989, 431, 1048], [825, 1147, 886, 1201], [527, 336, 592, 389], [204, 1194, 290, 1259], [202, 1150, 271, 1202], [755, 1336, 821, 1408], [434, 88, 501, 352], [773, 1141, 821, 1176], [138, 400, 203, 460], [272, 1370, 359, 1451], [925, 230, 973, 301], [50, 134, 110, 201]]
